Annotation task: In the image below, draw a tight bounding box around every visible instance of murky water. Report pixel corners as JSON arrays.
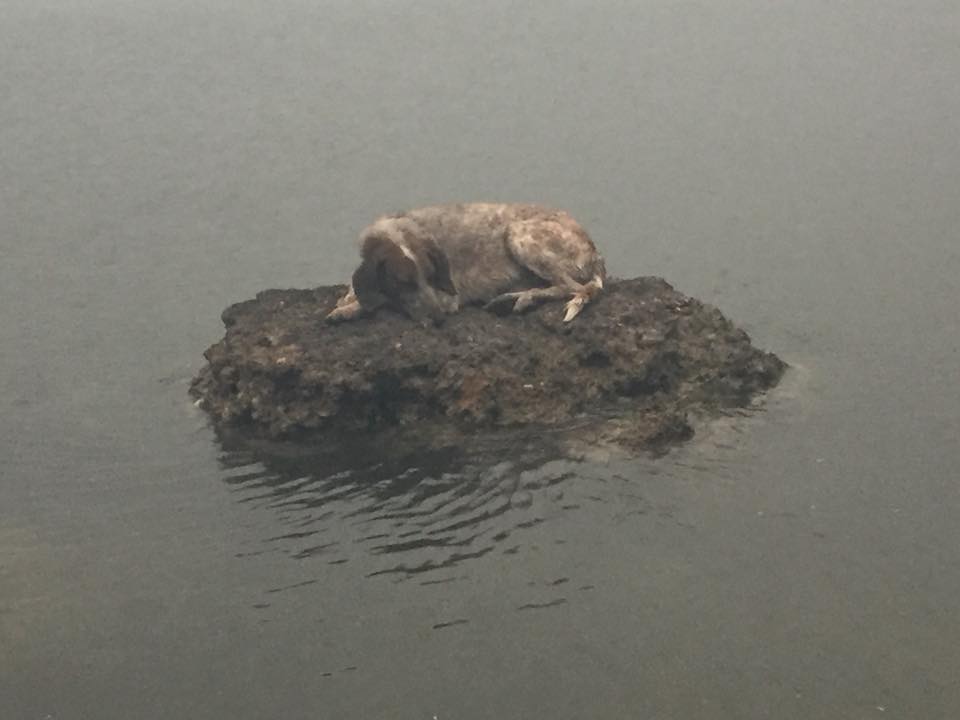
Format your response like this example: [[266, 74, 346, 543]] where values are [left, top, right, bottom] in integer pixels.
[[2, 1, 959, 718]]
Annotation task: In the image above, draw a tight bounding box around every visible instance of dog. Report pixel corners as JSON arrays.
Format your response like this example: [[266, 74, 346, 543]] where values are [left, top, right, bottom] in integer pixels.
[[326, 203, 606, 324]]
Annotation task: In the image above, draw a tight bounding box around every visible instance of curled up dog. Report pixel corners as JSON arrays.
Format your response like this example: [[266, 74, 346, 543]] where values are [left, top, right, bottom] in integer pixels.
[[326, 203, 606, 324]]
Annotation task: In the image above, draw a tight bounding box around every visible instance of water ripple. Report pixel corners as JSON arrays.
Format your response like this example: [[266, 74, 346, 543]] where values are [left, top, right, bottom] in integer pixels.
[[208, 407, 767, 622], [213, 427, 592, 584]]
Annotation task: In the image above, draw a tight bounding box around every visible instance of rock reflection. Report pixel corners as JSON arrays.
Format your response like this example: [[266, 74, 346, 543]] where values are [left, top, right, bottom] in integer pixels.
[[213, 426, 584, 580]]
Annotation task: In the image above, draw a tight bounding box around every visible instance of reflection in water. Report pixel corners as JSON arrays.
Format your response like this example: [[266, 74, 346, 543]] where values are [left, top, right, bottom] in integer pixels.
[[209, 404, 773, 647], [214, 426, 590, 582]]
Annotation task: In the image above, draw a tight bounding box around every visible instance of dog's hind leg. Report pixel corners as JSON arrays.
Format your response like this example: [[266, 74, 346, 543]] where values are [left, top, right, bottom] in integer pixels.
[[484, 285, 570, 313], [561, 274, 604, 321], [505, 219, 605, 321]]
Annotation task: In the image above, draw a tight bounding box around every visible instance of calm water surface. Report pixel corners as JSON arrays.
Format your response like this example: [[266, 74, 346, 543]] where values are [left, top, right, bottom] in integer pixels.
[[2, 1, 959, 718]]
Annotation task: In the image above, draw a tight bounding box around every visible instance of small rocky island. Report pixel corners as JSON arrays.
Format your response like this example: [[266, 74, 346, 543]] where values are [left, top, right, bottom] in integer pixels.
[[190, 278, 785, 452]]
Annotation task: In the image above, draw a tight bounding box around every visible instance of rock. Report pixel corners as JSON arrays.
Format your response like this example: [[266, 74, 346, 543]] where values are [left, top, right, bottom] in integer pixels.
[[190, 277, 786, 452]]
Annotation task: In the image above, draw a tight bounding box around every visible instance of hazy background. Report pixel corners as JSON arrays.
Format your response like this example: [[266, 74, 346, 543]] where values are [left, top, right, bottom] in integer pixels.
[[2, 1, 958, 718]]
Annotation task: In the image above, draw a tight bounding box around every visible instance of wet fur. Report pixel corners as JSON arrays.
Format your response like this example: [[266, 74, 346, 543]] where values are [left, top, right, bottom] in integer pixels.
[[326, 203, 606, 323]]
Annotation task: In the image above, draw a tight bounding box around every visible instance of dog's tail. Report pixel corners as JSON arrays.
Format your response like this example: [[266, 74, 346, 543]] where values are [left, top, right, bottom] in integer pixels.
[[563, 272, 605, 322]]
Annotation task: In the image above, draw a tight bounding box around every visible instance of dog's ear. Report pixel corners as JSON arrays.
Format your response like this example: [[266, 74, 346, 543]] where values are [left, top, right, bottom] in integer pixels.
[[358, 233, 418, 301], [351, 259, 385, 308], [424, 243, 457, 296], [378, 246, 417, 298]]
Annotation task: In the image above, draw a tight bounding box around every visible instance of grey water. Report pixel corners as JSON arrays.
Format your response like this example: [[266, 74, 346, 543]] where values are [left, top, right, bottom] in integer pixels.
[[2, 1, 958, 718]]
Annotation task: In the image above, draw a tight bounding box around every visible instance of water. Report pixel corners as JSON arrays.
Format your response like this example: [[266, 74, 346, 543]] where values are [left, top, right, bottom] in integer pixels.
[[2, 1, 958, 717]]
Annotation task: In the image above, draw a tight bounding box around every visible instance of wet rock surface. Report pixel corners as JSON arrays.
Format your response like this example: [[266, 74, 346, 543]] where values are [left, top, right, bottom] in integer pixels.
[[190, 277, 786, 452]]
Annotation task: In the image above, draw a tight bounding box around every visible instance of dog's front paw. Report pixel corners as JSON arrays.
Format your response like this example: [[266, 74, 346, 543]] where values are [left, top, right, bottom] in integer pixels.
[[325, 303, 360, 323]]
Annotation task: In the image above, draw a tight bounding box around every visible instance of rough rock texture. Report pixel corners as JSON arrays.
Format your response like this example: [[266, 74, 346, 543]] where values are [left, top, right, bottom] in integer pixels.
[[190, 278, 786, 451]]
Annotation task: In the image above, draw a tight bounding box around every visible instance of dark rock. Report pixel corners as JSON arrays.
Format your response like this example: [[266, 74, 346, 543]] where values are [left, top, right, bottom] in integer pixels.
[[190, 277, 786, 452]]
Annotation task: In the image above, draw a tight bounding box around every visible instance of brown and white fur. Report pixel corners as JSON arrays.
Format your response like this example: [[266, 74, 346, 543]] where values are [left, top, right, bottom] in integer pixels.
[[326, 203, 605, 324]]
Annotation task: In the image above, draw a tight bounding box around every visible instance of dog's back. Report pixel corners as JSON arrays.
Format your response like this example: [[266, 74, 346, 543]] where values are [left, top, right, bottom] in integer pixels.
[[396, 203, 602, 303]]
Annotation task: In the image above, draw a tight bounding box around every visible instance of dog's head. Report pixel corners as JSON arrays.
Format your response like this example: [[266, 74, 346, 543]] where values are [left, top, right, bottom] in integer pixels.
[[352, 232, 457, 323]]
